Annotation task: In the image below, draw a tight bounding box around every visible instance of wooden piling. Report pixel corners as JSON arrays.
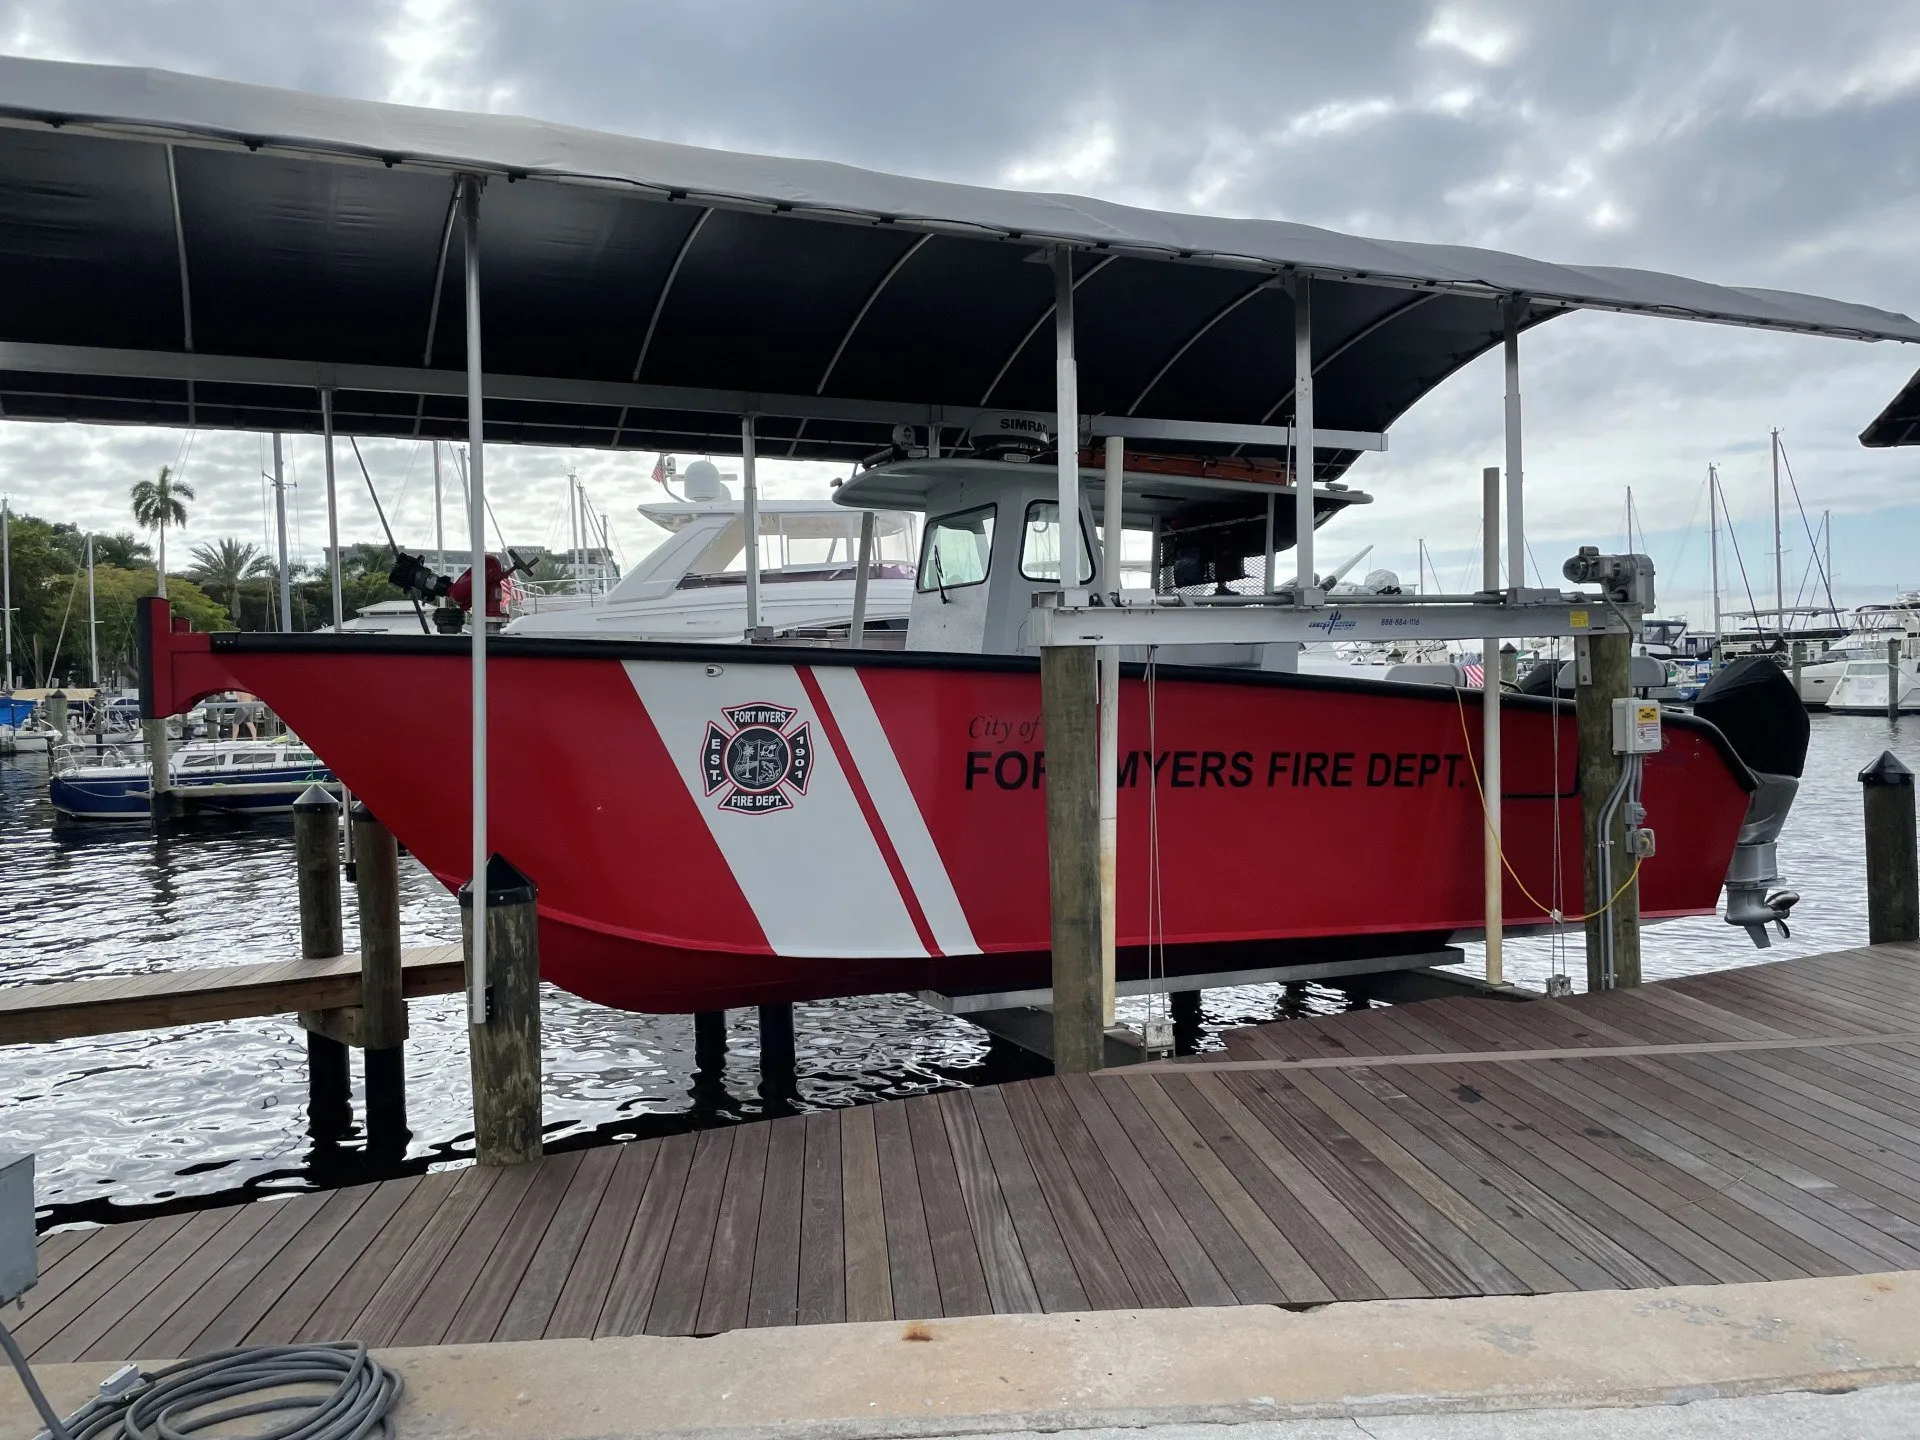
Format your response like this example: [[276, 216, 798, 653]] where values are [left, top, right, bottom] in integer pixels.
[[292, 785, 350, 1138], [460, 855, 542, 1166], [45, 688, 67, 735], [1791, 640, 1805, 701], [1891, 638, 1903, 723], [693, 1010, 728, 1071], [142, 718, 172, 833], [1041, 644, 1104, 1074], [353, 804, 407, 1146], [1576, 631, 1640, 988], [1862, 751, 1919, 945]]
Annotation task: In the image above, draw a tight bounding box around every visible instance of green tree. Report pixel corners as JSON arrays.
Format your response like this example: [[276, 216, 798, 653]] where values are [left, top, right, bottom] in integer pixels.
[[188, 538, 274, 623], [92, 531, 152, 569], [129, 465, 194, 597]]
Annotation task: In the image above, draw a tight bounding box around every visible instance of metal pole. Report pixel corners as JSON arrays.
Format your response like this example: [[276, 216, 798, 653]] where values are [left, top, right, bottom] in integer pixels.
[[86, 534, 98, 690], [321, 389, 343, 629], [462, 174, 489, 1025], [1292, 278, 1315, 595], [1504, 299, 1525, 590], [1481, 464, 1503, 987], [2, 499, 12, 691], [849, 508, 874, 648], [432, 441, 445, 573], [1771, 427, 1784, 641], [1053, 248, 1082, 595], [272, 431, 292, 632], [1708, 464, 1722, 647], [741, 415, 762, 640], [1099, 435, 1123, 1027], [1262, 490, 1277, 594]]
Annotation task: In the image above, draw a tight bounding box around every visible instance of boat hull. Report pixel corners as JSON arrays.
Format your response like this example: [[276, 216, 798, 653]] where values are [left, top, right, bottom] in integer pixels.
[[49, 766, 333, 821], [143, 616, 1756, 1013]]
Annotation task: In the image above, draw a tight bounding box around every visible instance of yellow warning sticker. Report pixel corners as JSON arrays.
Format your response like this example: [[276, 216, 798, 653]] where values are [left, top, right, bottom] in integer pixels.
[[1569, 609, 1590, 629]]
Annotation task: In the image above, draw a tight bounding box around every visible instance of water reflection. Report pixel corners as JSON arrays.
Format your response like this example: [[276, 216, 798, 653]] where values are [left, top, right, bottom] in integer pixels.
[[4, 713, 1912, 1225]]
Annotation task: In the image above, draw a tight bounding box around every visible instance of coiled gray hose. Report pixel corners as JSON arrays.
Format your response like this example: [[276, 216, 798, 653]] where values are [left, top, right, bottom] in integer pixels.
[[2, 1322, 402, 1440]]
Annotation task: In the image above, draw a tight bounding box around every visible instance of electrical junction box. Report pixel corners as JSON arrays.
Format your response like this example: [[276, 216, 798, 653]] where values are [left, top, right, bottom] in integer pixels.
[[0, 1153, 34, 1306], [1611, 698, 1663, 755]]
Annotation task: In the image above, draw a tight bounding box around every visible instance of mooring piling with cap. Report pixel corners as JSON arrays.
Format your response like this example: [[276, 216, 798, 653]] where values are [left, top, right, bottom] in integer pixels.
[[461, 854, 542, 1166], [1862, 751, 1919, 945], [1576, 630, 1641, 988]]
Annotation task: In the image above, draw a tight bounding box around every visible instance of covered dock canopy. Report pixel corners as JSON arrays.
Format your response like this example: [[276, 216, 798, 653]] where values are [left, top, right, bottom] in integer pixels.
[[1862, 368, 1920, 448], [2, 56, 1919, 481]]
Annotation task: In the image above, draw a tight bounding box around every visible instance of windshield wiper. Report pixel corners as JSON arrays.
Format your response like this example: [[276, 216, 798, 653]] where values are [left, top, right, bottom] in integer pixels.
[[932, 544, 953, 604]]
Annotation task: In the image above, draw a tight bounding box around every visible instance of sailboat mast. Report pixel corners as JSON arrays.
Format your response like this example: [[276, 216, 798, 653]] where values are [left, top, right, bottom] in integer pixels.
[[1771, 427, 1784, 639], [1824, 509, 1833, 618], [272, 431, 292, 633], [432, 440, 445, 574], [1708, 464, 1722, 641]]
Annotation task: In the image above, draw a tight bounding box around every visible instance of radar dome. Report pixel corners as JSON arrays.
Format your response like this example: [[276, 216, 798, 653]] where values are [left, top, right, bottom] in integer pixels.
[[682, 458, 730, 501]]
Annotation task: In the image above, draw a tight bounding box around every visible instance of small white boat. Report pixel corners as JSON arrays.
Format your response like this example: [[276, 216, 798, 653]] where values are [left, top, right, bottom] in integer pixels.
[[1822, 659, 1920, 716]]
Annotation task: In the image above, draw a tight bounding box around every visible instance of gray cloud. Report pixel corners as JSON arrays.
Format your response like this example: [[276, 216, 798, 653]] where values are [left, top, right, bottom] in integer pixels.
[[1, 0, 1916, 622]]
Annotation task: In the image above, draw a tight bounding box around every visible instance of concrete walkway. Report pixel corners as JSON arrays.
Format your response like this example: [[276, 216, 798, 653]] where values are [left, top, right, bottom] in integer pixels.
[[9, 1272, 1920, 1439]]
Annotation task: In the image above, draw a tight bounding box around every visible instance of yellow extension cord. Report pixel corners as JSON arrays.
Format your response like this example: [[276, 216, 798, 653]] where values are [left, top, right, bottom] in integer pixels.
[[1451, 684, 1642, 924]]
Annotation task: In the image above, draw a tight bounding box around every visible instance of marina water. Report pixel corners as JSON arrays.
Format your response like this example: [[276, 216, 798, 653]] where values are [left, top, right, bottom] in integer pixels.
[[4, 715, 1911, 1226]]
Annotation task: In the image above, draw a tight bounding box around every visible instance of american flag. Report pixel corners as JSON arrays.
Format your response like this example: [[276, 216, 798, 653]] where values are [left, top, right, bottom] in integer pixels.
[[1461, 660, 1485, 688], [651, 453, 676, 485]]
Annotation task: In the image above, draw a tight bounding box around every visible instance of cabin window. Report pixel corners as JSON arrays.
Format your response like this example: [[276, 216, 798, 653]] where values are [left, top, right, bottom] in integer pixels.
[[180, 753, 221, 768], [1018, 502, 1096, 583], [917, 505, 995, 592]]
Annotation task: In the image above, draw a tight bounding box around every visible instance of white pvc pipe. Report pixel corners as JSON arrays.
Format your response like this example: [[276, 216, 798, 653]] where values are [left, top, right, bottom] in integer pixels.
[[1053, 248, 1081, 593], [462, 175, 488, 1025], [849, 508, 874, 649], [741, 415, 762, 640], [432, 441, 445, 573], [1504, 303, 1525, 592], [1099, 435, 1123, 1025], [321, 388, 343, 628], [1293, 278, 1315, 595], [1481, 464, 1503, 987]]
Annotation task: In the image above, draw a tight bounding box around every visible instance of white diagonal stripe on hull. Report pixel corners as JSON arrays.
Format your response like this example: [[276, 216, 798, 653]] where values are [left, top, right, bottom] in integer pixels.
[[623, 659, 927, 959], [808, 665, 981, 957]]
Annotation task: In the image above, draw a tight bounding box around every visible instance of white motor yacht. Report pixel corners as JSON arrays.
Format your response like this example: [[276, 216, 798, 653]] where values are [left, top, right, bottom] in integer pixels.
[[1794, 596, 1920, 708], [507, 481, 917, 645]]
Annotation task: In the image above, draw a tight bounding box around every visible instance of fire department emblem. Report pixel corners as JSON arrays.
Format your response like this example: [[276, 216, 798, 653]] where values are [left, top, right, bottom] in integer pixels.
[[701, 703, 814, 814]]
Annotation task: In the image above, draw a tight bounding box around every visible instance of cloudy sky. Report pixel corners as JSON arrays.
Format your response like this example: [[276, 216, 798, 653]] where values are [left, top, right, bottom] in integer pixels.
[[2, 0, 1917, 623]]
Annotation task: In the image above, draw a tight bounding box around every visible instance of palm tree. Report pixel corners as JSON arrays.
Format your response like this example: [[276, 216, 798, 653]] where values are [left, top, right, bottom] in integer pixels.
[[130, 465, 194, 597], [188, 538, 273, 623]]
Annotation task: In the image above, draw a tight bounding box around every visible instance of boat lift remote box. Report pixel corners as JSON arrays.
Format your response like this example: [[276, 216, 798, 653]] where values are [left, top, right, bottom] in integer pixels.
[[1611, 698, 1664, 754], [0, 1152, 34, 1306]]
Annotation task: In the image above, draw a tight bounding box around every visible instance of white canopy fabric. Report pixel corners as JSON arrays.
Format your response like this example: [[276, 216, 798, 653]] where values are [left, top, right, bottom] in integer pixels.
[[0, 56, 1914, 467]]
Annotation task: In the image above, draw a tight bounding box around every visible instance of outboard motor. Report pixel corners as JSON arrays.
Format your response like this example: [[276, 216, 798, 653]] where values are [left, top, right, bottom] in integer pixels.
[[1692, 656, 1810, 946]]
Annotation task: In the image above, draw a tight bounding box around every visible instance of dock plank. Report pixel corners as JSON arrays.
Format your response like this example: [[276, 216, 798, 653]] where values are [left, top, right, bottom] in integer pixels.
[[34, 944, 1920, 1361]]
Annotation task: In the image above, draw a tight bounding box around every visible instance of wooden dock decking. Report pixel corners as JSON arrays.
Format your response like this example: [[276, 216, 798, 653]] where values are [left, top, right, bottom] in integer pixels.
[[0, 945, 464, 1045], [20, 944, 1920, 1362]]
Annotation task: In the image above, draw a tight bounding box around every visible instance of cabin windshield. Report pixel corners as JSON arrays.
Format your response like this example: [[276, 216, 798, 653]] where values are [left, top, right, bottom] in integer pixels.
[[1018, 502, 1096, 583], [918, 505, 995, 592]]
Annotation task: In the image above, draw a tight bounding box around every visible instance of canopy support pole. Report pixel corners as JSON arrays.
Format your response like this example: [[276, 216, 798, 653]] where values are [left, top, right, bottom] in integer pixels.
[[1482, 464, 1503, 987], [1099, 435, 1123, 1027], [849, 509, 874, 649], [462, 174, 489, 1026], [742, 415, 764, 641], [1053, 248, 1083, 596], [433, 441, 445, 573], [1291, 278, 1315, 597], [272, 432, 292, 632], [1503, 299, 1526, 591], [321, 388, 343, 629]]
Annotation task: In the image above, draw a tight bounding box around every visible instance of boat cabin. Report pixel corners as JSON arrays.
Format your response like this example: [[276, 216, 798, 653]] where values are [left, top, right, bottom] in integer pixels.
[[833, 418, 1370, 663]]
